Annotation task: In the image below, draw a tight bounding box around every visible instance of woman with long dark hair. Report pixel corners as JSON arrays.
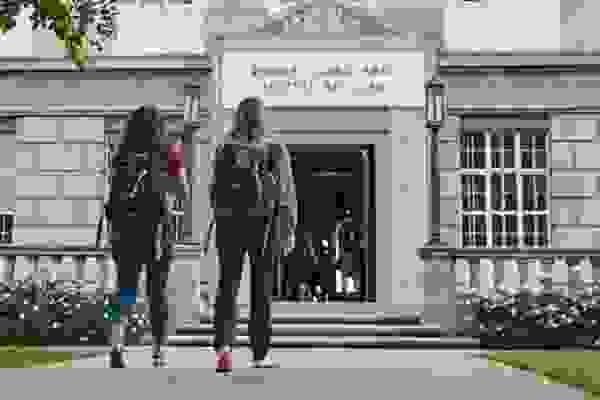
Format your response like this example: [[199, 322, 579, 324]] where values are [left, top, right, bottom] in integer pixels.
[[210, 97, 297, 373], [107, 104, 187, 368]]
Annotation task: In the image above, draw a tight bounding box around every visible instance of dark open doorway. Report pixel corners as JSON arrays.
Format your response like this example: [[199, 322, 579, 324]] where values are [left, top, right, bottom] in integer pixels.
[[273, 143, 376, 303]]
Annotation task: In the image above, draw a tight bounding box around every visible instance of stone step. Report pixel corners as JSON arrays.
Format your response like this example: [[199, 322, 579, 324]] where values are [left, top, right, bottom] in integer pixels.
[[166, 335, 481, 349], [176, 323, 447, 337], [184, 312, 423, 326]]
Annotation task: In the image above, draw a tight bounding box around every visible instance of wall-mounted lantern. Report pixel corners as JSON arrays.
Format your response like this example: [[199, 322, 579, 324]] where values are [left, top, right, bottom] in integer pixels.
[[425, 75, 447, 131], [424, 74, 448, 247]]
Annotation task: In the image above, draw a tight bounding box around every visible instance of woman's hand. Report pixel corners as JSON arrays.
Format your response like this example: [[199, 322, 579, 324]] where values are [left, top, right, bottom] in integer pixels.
[[283, 232, 295, 256]]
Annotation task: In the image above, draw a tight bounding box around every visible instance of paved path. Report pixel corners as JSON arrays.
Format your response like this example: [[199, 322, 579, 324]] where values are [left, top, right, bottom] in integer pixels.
[[2, 348, 586, 399]]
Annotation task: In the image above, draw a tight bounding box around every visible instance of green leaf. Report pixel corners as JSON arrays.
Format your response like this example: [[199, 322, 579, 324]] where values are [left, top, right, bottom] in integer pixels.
[[40, 0, 73, 19], [0, 15, 16, 34], [68, 33, 88, 68]]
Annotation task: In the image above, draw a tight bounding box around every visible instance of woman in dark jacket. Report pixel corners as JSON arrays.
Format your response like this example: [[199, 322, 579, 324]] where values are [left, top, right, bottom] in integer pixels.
[[210, 97, 297, 373], [107, 104, 188, 368]]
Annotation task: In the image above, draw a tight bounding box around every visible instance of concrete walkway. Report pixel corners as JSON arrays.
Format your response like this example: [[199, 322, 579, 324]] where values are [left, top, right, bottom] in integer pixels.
[[2, 347, 584, 399]]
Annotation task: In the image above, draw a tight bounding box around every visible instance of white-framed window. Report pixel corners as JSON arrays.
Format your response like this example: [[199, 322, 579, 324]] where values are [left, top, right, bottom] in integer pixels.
[[459, 127, 550, 248]]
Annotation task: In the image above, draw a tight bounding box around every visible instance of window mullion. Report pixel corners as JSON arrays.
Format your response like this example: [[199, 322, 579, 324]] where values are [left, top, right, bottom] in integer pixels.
[[485, 130, 492, 248], [515, 130, 523, 248]]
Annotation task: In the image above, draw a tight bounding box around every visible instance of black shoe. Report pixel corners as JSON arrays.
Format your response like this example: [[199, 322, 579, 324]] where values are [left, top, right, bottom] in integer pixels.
[[110, 349, 126, 368], [152, 351, 167, 368]]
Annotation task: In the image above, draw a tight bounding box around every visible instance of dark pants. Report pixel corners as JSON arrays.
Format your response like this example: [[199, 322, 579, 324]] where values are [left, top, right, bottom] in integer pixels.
[[284, 253, 318, 299], [112, 223, 172, 346], [213, 215, 273, 360]]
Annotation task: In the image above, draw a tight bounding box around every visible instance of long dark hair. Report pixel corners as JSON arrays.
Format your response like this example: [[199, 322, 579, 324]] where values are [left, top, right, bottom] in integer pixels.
[[119, 104, 165, 155], [232, 97, 264, 141]]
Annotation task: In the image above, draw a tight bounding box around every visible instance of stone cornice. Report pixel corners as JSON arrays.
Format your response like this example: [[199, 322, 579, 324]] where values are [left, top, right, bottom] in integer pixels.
[[440, 51, 600, 75], [0, 54, 212, 73], [0, 105, 210, 119]]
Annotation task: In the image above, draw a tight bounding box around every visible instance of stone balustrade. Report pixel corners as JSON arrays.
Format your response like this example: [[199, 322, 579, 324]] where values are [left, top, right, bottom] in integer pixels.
[[0, 243, 205, 294], [418, 246, 600, 334]]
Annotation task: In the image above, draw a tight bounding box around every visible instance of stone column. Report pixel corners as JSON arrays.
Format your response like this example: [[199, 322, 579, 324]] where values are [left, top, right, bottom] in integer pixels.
[[426, 127, 444, 246]]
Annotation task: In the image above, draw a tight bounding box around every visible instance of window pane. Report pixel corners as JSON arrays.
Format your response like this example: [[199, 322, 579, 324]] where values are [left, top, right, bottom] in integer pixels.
[[491, 133, 500, 169], [534, 134, 547, 169], [520, 132, 533, 169], [507, 215, 518, 246], [504, 133, 515, 168], [521, 130, 546, 169], [493, 173, 517, 211], [463, 214, 487, 247], [460, 132, 486, 169], [461, 175, 486, 211], [504, 174, 517, 211], [491, 173, 501, 210], [522, 175, 547, 212], [492, 131, 516, 169], [523, 214, 548, 247], [492, 214, 518, 247]]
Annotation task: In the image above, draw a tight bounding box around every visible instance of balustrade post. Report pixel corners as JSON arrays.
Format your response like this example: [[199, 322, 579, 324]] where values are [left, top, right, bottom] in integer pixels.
[[568, 262, 581, 297], [540, 257, 554, 292], [552, 257, 569, 296], [26, 255, 40, 284], [454, 258, 471, 295], [98, 254, 116, 292], [0, 256, 10, 283], [499, 258, 520, 293], [579, 256, 594, 295], [6, 256, 15, 282], [476, 258, 495, 299], [74, 255, 86, 283], [524, 258, 542, 292], [49, 255, 63, 283]]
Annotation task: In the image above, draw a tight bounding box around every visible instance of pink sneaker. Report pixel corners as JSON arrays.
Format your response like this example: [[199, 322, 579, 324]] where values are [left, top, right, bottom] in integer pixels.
[[216, 350, 232, 374]]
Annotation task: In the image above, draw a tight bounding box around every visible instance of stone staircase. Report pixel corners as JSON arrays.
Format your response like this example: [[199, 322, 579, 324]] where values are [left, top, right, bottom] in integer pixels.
[[168, 302, 480, 348]]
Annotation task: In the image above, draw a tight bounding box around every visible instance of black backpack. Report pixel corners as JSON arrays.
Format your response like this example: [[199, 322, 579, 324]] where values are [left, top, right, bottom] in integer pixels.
[[212, 141, 278, 214], [105, 151, 166, 233]]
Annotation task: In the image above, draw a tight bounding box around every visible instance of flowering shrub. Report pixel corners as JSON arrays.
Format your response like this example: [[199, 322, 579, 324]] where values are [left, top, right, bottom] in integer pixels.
[[0, 278, 150, 346], [474, 288, 600, 348]]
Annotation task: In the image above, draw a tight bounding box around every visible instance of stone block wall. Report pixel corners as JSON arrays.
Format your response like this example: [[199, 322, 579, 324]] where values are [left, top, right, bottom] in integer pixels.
[[550, 116, 600, 248], [0, 118, 16, 214], [14, 117, 105, 250]]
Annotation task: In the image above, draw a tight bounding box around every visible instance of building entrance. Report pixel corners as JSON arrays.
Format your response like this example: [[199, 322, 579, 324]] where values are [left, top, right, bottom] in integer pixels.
[[273, 144, 375, 303]]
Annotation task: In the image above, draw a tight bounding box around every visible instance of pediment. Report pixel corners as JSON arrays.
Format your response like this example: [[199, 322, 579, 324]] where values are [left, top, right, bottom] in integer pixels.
[[254, 1, 400, 37]]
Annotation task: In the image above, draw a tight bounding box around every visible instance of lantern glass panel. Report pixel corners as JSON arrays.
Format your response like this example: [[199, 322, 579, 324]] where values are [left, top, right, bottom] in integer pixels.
[[184, 94, 193, 122]]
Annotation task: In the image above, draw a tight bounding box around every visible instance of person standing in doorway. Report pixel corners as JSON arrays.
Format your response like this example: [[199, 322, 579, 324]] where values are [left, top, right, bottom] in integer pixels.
[[210, 97, 297, 373], [334, 209, 361, 297], [285, 229, 320, 301]]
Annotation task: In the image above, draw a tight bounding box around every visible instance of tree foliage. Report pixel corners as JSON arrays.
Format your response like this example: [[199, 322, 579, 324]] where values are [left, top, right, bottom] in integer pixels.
[[0, 0, 119, 69]]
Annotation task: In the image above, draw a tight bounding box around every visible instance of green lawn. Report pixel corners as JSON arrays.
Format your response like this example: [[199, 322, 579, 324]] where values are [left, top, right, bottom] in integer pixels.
[[0, 346, 73, 368], [487, 351, 600, 399]]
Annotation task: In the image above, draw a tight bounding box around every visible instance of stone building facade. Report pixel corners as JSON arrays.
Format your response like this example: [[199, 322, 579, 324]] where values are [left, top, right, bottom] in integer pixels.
[[1, 0, 600, 331]]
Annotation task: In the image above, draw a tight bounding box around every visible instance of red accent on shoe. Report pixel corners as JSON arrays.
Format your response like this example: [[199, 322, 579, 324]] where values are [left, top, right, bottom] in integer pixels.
[[216, 351, 232, 373]]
